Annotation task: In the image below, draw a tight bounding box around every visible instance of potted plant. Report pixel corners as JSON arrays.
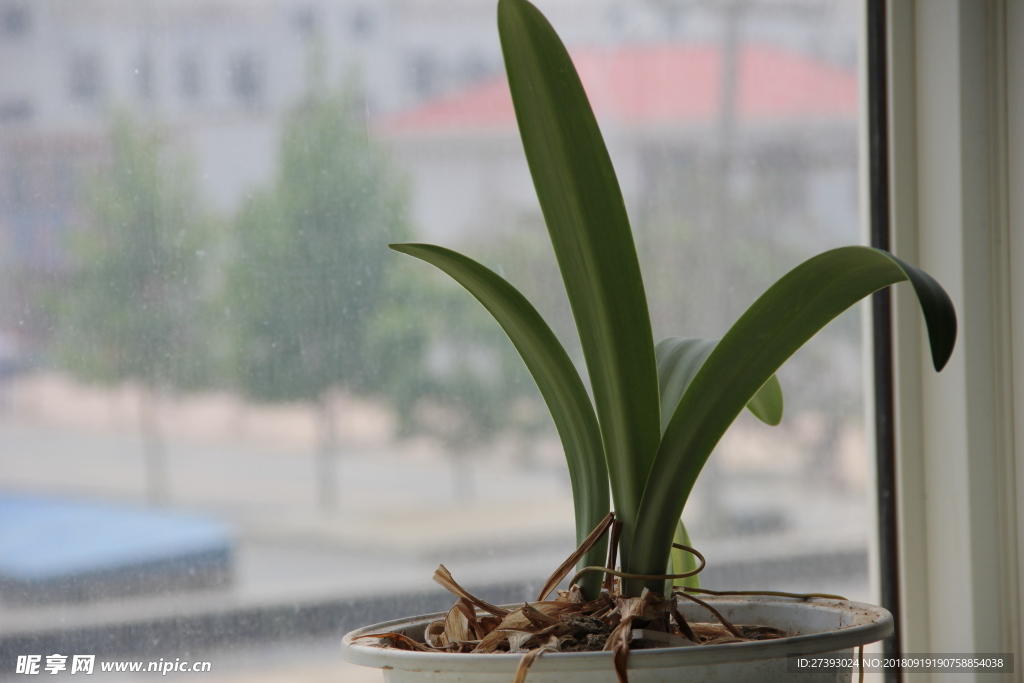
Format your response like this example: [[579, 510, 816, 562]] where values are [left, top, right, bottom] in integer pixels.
[[342, 0, 957, 680]]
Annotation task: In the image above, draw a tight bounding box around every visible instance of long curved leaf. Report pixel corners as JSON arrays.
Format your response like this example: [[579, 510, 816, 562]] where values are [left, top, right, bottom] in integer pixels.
[[656, 337, 783, 431], [390, 243, 609, 598], [628, 246, 957, 592], [498, 0, 661, 561]]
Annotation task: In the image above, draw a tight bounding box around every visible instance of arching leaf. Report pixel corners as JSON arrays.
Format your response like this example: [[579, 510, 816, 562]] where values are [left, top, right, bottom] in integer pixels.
[[628, 246, 957, 593], [391, 242, 609, 598]]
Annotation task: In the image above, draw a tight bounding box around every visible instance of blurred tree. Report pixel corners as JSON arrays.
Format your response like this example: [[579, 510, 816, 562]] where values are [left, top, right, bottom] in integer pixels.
[[227, 76, 408, 512], [364, 262, 546, 503], [55, 113, 213, 503]]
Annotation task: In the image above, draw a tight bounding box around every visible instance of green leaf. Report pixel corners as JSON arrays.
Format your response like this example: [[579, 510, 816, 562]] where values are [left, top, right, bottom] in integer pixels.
[[656, 337, 783, 432], [746, 375, 783, 426], [628, 246, 957, 593], [498, 0, 661, 562], [655, 338, 716, 435], [669, 519, 700, 592], [390, 243, 609, 599]]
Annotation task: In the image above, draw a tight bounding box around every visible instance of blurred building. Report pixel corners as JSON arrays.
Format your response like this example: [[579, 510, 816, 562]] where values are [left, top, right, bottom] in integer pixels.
[[380, 43, 858, 244], [0, 0, 857, 274]]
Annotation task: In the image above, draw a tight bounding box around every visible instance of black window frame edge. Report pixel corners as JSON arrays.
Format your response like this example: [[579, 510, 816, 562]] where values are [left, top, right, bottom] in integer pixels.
[[866, 1, 902, 682]]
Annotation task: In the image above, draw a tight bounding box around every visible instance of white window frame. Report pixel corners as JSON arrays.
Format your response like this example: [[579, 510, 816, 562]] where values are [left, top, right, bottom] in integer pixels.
[[886, 1, 1023, 678]]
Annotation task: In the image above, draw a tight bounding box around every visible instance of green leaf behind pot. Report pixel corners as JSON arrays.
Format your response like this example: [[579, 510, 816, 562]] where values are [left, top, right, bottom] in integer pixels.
[[656, 337, 783, 432]]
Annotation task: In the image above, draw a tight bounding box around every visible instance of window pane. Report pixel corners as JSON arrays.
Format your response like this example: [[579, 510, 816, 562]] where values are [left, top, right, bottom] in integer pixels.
[[0, 0, 869, 680]]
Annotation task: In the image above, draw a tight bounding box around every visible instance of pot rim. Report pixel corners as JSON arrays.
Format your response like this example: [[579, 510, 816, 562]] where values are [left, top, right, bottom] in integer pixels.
[[341, 595, 893, 673]]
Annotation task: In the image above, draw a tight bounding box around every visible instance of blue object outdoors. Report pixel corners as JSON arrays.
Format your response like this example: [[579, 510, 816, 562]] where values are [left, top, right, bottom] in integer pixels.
[[0, 493, 233, 605]]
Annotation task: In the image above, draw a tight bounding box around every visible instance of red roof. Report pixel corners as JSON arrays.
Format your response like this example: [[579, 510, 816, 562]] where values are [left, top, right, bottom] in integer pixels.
[[382, 44, 857, 136]]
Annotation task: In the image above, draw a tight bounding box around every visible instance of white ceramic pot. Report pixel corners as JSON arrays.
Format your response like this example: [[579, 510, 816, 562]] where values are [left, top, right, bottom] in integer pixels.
[[342, 595, 893, 682]]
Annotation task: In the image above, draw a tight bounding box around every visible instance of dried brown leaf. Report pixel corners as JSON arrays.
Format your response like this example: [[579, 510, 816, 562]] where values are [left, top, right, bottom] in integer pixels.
[[472, 607, 532, 653], [442, 600, 475, 645], [533, 597, 610, 617], [479, 615, 502, 636], [557, 585, 585, 603], [513, 637, 558, 683], [458, 598, 487, 640], [504, 625, 567, 653], [433, 565, 509, 617], [352, 632, 437, 652], [611, 636, 631, 683], [424, 620, 446, 648], [497, 607, 535, 630], [639, 592, 671, 621], [470, 605, 568, 654], [472, 627, 509, 654], [507, 630, 535, 653], [521, 602, 562, 629], [605, 595, 648, 683], [504, 623, 570, 639], [536, 511, 615, 601]]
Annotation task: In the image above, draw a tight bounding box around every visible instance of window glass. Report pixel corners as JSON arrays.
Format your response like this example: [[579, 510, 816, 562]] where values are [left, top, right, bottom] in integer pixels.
[[135, 51, 155, 102], [178, 54, 203, 102], [1, 4, 30, 38], [0, 1, 868, 680], [229, 53, 264, 108], [68, 52, 103, 103]]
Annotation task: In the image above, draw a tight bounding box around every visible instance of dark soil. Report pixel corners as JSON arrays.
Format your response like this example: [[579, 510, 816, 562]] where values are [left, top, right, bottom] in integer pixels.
[[559, 614, 614, 652]]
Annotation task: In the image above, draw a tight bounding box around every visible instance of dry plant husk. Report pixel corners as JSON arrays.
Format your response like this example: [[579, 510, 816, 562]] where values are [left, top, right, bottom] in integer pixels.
[[355, 514, 801, 683]]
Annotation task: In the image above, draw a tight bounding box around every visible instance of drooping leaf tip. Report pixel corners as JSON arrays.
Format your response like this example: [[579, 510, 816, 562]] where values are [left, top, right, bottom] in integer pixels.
[[931, 326, 956, 372], [878, 248, 958, 374], [389, 242, 421, 255]]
